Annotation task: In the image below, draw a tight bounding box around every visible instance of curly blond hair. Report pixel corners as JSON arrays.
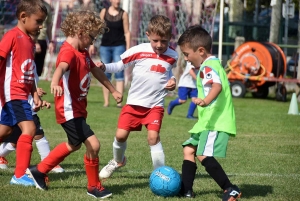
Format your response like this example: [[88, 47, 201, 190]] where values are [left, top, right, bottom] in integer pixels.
[[61, 10, 106, 37]]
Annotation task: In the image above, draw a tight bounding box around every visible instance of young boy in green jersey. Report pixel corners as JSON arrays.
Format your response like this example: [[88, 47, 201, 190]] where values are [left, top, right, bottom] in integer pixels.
[[177, 25, 242, 201]]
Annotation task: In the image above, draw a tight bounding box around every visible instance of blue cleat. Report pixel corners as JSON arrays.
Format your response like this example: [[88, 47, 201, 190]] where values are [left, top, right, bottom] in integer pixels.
[[186, 115, 197, 120], [167, 102, 174, 115], [10, 174, 35, 186]]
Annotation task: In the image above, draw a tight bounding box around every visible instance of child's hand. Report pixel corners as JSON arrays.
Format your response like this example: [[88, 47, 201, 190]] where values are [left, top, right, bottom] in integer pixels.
[[41, 100, 51, 109], [51, 85, 63, 96], [111, 91, 123, 104], [165, 78, 176, 91], [193, 98, 207, 107], [35, 43, 41, 53], [37, 88, 47, 97], [95, 61, 106, 72]]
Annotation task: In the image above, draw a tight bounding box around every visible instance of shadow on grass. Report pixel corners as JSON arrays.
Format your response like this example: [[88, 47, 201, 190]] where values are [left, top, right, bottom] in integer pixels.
[[239, 184, 273, 199], [105, 179, 150, 196]]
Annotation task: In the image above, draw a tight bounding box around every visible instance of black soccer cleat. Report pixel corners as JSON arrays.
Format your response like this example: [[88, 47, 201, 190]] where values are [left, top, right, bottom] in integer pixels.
[[222, 185, 242, 201], [183, 190, 195, 198], [178, 189, 195, 198], [87, 186, 112, 199], [26, 165, 48, 190]]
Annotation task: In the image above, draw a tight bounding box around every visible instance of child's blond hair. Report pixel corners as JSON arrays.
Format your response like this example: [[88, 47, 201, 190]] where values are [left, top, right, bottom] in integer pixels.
[[147, 15, 172, 38], [61, 10, 106, 37]]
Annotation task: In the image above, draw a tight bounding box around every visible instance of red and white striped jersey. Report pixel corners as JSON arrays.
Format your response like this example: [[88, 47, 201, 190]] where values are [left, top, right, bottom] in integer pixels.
[[54, 42, 96, 124], [0, 27, 36, 106], [121, 43, 178, 108]]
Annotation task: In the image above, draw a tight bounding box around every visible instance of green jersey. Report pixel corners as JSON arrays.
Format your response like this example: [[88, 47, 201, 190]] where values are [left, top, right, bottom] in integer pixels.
[[189, 57, 236, 135]]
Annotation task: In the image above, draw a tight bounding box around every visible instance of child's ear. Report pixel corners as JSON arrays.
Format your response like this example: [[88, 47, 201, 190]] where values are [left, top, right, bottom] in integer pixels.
[[146, 31, 150, 40], [19, 12, 27, 23], [198, 47, 206, 55]]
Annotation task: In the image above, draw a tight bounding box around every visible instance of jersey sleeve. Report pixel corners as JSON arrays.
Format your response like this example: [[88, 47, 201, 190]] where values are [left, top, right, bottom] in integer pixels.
[[0, 31, 14, 59], [201, 66, 221, 86], [57, 50, 76, 69], [120, 46, 138, 68]]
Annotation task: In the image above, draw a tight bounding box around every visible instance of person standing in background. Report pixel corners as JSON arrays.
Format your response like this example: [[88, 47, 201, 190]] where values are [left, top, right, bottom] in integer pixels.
[[35, 0, 55, 77], [89, 0, 130, 108]]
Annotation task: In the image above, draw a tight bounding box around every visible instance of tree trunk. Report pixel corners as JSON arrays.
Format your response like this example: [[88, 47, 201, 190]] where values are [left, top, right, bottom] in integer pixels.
[[228, 0, 243, 38], [269, 0, 282, 43]]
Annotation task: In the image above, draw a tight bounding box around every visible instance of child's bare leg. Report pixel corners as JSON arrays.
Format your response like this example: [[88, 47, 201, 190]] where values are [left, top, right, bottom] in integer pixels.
[[102, 86, 110, 107], [115, 81, 124, 107]]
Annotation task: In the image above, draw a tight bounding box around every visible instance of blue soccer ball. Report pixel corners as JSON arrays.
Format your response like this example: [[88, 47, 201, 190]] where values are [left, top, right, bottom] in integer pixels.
[[149, 166, 181, 197]]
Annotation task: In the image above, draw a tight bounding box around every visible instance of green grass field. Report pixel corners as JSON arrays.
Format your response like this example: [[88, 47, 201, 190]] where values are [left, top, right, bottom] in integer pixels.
[[1, 80, 300, 201]]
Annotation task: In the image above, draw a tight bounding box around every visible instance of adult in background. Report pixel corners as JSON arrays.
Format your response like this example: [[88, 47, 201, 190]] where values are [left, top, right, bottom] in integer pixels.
[[90, 0, 130, 108], [35, 0, 54, 77]]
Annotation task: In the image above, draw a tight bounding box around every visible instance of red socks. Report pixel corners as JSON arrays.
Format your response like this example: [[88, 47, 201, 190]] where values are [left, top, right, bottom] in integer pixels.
[[15, 134, 33, 178], [37, 143, 70, 174], [84, 154, 102, 189]]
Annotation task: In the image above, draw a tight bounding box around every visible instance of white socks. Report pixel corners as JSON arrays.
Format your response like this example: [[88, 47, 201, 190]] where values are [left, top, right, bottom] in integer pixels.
[[150, 141, 165, 170], [0, 136, 51, 161], [35, 136, 51, 160], [0, 142, 15, 157], [113, 138, 127, 163]]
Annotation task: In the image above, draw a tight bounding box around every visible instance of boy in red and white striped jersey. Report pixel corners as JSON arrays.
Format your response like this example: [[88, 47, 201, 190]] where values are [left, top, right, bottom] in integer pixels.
[[99, 15, 178, 180]]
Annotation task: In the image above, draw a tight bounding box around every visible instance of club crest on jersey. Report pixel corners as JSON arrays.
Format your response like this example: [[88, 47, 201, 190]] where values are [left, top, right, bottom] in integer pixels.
[[150, 64, 166, 73]]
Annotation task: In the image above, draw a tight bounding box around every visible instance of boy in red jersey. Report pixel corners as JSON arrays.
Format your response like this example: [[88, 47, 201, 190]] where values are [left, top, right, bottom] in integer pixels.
[[0, 0, 46, 186], [99, 15, 178, 179], [0, 87, 64, 173], [27, 10, 122, 199]]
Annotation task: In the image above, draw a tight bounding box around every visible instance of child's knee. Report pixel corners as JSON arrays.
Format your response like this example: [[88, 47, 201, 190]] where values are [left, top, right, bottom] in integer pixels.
[[179, 99, 187, 104], [183, 145, 196, 159], [147, 134, 160, 145]]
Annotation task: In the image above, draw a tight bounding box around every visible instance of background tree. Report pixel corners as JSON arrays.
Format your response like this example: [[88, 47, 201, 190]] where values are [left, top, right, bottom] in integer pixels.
[[269, 0, 282, 43]]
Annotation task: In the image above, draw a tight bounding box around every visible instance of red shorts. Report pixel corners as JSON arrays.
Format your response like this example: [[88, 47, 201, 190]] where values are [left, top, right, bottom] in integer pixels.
[[117, 105, 164, 132]]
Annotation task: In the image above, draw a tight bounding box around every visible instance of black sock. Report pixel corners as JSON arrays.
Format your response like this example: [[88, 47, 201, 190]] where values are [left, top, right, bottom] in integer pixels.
[[181, 160, 197, 194], [201, 157, 232, 190]]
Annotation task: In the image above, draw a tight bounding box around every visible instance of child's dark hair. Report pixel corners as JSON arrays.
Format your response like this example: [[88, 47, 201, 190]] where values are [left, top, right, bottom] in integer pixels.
[[178, 25, 212, 52], [61, 10, 106, 37], [16, 0, 48, 19], [147, 15, 172, 38]]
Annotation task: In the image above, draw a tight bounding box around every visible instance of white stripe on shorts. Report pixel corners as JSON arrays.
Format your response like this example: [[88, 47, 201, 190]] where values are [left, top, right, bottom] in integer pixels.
[[203, 131, 217, 156]]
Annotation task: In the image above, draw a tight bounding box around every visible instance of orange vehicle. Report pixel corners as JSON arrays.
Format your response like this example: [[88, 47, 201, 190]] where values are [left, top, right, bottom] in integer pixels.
[[225, 41, 299, 101]]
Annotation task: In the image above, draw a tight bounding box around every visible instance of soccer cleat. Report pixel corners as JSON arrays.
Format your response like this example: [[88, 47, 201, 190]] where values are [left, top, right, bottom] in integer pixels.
[[50, 165, 65, 173], [186, 115, 197, 120], [10, 174, 35, 186], [87, 183, 112, 199], [167, 102, 174, 115], [183, 190, 195, 198], [0, 156, 8, 169], [99, 157, 126, 179], [222, 185, 242, 201], [178, 189, 195, 198], [26, 166, 48, 190]]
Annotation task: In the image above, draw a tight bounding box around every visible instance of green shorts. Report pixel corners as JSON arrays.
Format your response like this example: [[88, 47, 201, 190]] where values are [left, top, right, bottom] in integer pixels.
[[182, 130, 230, 158]]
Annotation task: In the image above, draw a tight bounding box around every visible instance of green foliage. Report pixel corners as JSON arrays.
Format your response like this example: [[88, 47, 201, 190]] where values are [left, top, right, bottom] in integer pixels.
[[1, 81, 300, 200]]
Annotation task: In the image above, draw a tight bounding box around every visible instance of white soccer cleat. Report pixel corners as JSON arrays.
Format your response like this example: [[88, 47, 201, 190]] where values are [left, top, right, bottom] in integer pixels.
[[50, 165, 65, 173], [99, 157, 126, 179], [0, 157, 8, 169]]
